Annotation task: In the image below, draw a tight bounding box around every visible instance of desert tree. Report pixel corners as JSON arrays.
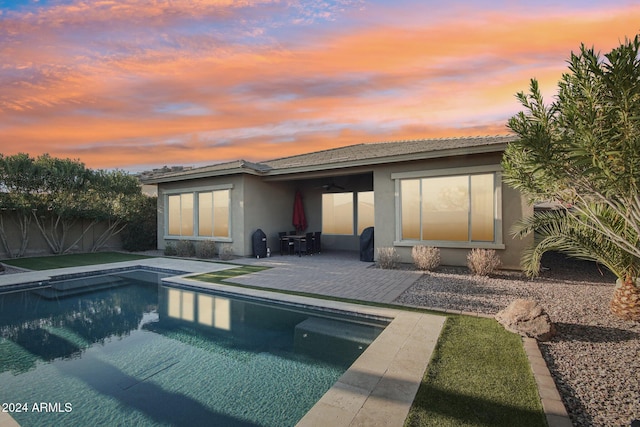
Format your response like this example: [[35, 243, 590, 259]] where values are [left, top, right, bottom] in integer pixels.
[[0, 153, 39, 257], [87, 169, 145, 252], [502, 35, 640, 320], [30, 154, 93, 254]]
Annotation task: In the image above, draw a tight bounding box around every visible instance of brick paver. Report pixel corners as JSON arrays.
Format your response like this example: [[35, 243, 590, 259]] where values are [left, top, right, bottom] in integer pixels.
[[230, 251, 423, 303]]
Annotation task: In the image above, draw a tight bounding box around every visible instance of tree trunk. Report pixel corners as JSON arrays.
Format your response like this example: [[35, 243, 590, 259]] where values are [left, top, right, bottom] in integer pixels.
[[610, 278, 640, 321], [0, 215, 15, 258]]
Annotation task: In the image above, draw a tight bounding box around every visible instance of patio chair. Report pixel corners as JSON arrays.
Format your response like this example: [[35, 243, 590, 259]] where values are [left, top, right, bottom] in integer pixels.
[[294, 233, 314, 256], [279, 232, 294, 255]]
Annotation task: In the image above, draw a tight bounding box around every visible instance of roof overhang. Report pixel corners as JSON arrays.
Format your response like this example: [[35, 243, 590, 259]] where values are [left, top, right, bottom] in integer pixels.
[[261, 142, 508, 180], [141, 139, 511, 184]]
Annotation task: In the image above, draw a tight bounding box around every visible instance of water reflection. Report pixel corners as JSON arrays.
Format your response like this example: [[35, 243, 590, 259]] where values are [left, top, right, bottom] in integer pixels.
[[153, 284, 385, 367], [0, 273, 386, 376], [0, 271, 164, 374]]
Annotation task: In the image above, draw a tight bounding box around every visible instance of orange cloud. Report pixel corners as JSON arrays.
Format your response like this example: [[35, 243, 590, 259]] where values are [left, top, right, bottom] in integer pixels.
[[1, 1, 639, 170]]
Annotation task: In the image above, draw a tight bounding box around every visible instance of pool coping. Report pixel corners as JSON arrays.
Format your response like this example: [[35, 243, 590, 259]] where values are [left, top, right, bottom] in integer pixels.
[[0, 259, 446, 427]]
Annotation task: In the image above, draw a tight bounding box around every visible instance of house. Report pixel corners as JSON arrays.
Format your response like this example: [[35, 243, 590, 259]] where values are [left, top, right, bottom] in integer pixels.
[[141, 135, 532, 269]]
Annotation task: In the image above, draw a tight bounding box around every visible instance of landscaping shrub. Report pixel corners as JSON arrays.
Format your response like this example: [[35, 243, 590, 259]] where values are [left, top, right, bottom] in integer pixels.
[[377, 247, 399, 269], [412, 245, 440, 271], [164, 242, 177, 256], [197, 240, 217, 259], [121, 196, 157, 252], [175, 240, 196, 258], [218, 244, 234, 261], [467, 248, 501, 276]]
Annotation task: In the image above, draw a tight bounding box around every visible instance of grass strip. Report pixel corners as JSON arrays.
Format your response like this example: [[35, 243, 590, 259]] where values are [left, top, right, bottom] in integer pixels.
[[192, 265, 270, 283], [2, 252, 153, 270], [405, 315, 546, 427]]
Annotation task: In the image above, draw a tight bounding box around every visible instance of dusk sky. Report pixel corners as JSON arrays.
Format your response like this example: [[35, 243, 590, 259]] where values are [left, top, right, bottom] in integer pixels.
[[1, 0, 639, 172]]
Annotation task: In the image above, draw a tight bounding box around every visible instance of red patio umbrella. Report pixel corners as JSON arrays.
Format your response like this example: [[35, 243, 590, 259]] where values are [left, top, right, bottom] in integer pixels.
[[292, 190, 307, 232]]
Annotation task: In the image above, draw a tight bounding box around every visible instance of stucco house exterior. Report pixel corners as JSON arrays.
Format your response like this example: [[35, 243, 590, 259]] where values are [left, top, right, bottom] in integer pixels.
[[141, 135, 532, 269]]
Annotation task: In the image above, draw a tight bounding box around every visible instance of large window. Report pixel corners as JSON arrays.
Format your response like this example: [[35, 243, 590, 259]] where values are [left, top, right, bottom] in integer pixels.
[[168, 193, 193, 236], [198, 190, 230, 238], [166, 188, 230, 239], [322, 191, 374, 235], [399, 172, 497, 243]]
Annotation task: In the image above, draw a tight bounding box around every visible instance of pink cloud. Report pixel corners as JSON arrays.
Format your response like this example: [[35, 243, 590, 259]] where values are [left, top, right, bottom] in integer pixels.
[[1, 1, 639, 169]]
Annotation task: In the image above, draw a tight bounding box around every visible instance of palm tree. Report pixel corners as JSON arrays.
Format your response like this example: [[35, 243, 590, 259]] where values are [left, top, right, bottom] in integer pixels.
[[512, 206, 639, 320], [503, 35, 640, 321]]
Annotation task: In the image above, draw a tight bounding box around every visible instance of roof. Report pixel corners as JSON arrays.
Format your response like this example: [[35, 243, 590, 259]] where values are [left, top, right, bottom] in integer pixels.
[[142, 134, 517, 184]]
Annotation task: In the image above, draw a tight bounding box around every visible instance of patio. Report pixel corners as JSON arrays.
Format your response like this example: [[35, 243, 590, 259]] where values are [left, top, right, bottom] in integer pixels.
[[231, 250, 422, 304]]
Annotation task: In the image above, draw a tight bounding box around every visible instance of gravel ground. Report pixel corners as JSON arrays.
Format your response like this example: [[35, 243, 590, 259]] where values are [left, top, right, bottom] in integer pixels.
[[394, 252, 640, 427]]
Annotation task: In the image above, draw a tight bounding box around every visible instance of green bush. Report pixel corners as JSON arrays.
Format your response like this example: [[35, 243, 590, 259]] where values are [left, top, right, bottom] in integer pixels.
[[164, 242, 177, 256], [121, 196, 157, 252], [197, 240, 217, 259], [176, 240, 196, 257]]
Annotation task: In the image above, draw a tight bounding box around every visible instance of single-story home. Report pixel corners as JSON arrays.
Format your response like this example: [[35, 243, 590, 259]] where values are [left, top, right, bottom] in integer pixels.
[[141, 135, 532, 269]]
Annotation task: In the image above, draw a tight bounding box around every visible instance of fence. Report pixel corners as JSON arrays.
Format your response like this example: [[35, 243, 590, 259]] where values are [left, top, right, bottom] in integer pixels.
[[0, 210, 122, 259]]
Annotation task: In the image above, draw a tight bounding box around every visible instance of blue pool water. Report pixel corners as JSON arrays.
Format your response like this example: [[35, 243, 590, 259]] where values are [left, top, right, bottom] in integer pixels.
[[0, 270, 386, 427]]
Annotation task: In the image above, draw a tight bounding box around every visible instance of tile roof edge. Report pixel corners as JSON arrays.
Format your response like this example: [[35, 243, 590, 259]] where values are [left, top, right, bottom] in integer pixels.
[[262, 134, 515, 163], [140, 134, 517, 182]]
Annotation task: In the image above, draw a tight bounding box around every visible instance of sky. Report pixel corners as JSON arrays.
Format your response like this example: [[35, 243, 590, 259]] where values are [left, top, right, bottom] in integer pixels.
[[1, 0, 639, 172]]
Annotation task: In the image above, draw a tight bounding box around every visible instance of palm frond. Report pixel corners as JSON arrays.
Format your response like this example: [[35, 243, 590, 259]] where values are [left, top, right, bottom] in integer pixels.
[[513, 207, 639, 278]]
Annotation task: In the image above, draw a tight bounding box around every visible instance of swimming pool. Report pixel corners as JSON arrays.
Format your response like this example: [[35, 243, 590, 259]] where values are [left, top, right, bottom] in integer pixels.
[[0, 269, 387, 427]]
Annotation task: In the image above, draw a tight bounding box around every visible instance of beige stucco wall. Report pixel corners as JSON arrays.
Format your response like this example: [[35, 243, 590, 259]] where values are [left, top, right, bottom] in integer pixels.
[[157, 174, 320, 257], [242, 175, 297, 256], [372, 152, 533, 269], [155, 152, 532, 268]]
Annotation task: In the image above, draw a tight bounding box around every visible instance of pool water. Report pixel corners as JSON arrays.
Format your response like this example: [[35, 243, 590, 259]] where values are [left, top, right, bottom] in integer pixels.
[[0, 270, 386, 427]]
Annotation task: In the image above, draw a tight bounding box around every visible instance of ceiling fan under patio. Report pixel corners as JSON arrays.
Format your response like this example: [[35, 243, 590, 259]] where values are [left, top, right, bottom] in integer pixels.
[[319, 181, 345, 191]]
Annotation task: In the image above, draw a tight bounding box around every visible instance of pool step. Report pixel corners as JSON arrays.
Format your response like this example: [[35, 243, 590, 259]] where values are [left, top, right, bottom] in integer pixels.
[[33, 275, 130, 299], [294, 317, 381, 364]]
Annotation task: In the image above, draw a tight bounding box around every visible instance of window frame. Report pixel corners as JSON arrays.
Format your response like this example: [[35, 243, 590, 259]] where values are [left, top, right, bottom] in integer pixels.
[[321, 191, 375, 236], [163, 185, 233, 242], [392, 165, 504, 249]]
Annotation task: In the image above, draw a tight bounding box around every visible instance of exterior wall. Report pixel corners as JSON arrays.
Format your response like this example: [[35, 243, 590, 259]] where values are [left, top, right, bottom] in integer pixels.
[[153, 151, 532, 269], [242, 175, 297, 256], [158, 175, 307, 257], [0, 211, 122, 259], [157, 175, 246, 256], [372, 153, 533, 269]]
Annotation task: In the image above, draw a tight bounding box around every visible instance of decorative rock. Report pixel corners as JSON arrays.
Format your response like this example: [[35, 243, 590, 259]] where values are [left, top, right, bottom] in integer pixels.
[[495, 299, 557, 341]]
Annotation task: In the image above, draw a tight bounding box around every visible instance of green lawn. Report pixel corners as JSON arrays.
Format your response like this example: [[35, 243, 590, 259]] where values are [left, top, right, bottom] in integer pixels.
[[2, 252, 153, 270], [1, 253, 547, 426], [405, 315, 546, 427]]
